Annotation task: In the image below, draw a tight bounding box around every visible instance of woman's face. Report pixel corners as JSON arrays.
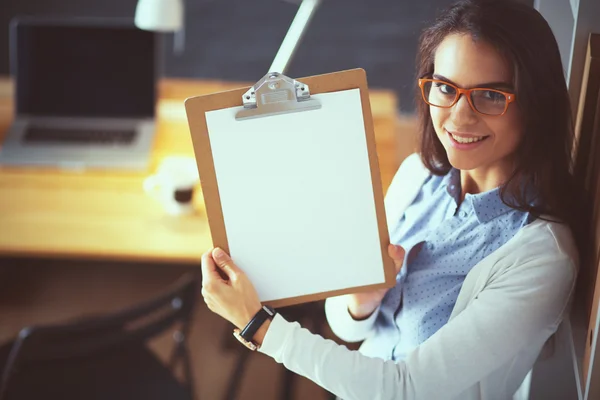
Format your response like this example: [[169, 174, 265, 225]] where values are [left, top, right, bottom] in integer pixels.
[[429, 33, 522, 176]]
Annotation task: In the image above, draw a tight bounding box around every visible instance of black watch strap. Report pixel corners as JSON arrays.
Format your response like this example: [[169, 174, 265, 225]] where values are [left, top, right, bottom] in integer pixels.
[[240, 305, 276, 342]]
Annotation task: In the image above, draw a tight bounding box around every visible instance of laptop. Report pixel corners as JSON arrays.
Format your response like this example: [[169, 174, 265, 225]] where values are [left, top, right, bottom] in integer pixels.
[[0, 17, 158, 170]]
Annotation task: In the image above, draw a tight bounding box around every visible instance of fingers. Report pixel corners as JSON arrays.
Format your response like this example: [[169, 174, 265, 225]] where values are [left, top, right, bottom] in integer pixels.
[[201, 250, 220, 285], [200, 249, 226, 313], [212, 248, 242, 281], [387, 244, 406, 274]]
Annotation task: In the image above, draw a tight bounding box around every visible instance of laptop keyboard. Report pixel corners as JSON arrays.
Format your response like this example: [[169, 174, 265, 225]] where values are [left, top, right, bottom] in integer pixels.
[[23, 126, 136, 145]]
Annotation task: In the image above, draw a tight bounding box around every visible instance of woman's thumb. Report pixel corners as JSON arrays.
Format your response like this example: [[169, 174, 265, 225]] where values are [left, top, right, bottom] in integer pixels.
[[387, 244, 405, 274], [212, 248, 241, 280]]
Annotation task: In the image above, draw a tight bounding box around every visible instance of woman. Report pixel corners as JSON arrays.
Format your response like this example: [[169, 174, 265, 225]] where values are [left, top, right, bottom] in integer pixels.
[[200, 0, 583, 398]]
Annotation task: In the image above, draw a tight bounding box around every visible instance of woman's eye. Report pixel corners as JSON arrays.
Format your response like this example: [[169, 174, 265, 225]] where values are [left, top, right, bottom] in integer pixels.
[[481, 90, 505, 103], [433, 82, 456, 96]]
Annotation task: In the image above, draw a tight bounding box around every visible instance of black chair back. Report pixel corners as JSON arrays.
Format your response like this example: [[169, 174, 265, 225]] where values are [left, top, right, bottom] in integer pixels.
[[0, 271, 199, 399]]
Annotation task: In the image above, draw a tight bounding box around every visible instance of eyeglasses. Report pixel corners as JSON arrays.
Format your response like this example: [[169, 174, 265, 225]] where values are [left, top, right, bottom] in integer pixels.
[[418, 78, 516, 116]]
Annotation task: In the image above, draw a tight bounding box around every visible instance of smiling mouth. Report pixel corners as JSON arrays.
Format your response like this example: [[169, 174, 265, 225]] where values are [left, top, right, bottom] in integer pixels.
[[446, 130, 490, 144]]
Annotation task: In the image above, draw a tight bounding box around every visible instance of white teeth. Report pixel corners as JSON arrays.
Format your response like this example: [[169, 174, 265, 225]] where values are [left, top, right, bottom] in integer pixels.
[[450, 133, 486, 144]]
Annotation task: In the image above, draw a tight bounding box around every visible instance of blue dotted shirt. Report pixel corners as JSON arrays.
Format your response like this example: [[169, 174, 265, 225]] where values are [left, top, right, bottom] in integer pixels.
[[381, 168, 532, 361]]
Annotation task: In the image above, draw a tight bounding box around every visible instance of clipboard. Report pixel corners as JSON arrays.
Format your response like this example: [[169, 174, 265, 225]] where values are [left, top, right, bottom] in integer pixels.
[[184, 68, 396, 308]]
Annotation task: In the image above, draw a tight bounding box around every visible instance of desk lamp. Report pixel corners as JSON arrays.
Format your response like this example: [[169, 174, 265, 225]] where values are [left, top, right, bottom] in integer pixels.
[[135, 0, 184, 32], [134, 0, 321, 74]]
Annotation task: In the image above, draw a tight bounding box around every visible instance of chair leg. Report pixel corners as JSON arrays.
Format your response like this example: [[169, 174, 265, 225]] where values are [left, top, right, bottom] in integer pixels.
[[0, 337, 26, 400], [170, 330, 196, 400], [224, 350, 251, 400], [279, 368, 296, 400], [181, 343, 196, 400]]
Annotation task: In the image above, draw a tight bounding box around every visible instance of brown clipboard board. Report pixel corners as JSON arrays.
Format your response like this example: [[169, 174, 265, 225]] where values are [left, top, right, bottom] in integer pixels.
[[184, 68, 396, 308]]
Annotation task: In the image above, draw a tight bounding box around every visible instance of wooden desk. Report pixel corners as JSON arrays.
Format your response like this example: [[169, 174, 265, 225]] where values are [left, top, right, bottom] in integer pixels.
[[0, 78, 400, 263]]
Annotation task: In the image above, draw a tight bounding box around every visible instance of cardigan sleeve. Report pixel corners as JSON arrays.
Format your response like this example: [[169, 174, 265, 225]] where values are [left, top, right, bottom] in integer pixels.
[[259, 253, 576, 400], [383, 153, 426, 226], [324, 295, 381, 343]]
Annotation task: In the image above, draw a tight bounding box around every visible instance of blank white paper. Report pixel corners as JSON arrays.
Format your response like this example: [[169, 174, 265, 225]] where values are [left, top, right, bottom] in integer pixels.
[[205, 88, 385, 302]]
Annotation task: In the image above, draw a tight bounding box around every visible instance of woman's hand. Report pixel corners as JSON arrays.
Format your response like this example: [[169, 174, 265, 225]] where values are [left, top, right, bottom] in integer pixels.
[[346, 244, 405, 320], [200, 244, 404, 328], [200, 247, 262, 330]]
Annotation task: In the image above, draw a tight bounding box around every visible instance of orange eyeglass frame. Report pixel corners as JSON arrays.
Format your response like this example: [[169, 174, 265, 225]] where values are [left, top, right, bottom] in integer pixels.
[[418, 78, 516, 116]]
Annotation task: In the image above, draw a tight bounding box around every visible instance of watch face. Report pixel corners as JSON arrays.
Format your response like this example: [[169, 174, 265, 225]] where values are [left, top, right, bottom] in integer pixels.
[[233, 329, 258, 351]]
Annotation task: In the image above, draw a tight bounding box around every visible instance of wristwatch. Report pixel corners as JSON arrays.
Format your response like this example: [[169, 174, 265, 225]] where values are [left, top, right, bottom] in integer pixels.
[[233, 305, 276, 351]]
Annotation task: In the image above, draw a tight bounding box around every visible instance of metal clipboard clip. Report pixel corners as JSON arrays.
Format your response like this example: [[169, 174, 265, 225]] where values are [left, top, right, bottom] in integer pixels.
[[235, 72, 322, 121]]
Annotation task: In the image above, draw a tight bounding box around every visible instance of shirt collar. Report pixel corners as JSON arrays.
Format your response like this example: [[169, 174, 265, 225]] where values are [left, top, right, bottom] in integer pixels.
[[443, 168, 518, 223], [468, 188, 514, 223]]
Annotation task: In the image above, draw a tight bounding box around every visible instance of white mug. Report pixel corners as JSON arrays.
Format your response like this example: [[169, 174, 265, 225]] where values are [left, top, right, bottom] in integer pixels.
[[144, 156, 199, 215]]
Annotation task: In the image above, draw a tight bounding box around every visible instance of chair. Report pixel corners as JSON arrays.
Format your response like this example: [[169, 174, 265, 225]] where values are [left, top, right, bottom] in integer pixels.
[[0, 271, 200, 400], [223, 300, 334, 400]]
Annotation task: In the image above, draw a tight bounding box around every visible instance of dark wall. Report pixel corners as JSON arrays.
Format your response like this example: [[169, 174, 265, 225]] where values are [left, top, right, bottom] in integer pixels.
[[1, 0, 534, 112]]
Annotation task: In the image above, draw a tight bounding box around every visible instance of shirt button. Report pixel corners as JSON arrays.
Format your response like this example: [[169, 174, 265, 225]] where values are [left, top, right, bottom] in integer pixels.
[[460, 211, 467, 218]]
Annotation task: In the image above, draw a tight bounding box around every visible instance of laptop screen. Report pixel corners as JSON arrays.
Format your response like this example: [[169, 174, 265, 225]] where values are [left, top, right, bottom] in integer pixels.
[[13, 20, 157, 118]]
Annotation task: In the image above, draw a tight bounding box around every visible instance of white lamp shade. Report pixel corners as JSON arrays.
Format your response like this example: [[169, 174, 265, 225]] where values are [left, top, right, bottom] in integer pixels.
[[135, 0, 184, 32]]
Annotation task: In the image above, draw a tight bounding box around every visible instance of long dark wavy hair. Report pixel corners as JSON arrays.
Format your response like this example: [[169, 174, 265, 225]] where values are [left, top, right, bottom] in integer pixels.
[[415, 0, 583, 238]]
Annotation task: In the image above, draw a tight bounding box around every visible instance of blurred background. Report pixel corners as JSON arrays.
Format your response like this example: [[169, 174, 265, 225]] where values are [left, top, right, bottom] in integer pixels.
[[0, 0, 598, 400], [0, 0, 528, 113]]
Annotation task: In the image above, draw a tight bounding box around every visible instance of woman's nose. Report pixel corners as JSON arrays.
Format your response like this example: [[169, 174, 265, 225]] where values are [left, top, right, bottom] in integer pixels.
[[450, 94, 478, 125]]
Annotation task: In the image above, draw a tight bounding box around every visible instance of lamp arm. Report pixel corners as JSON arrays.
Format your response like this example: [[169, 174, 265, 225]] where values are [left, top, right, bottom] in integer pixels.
[[268, 0, 322, 75]]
